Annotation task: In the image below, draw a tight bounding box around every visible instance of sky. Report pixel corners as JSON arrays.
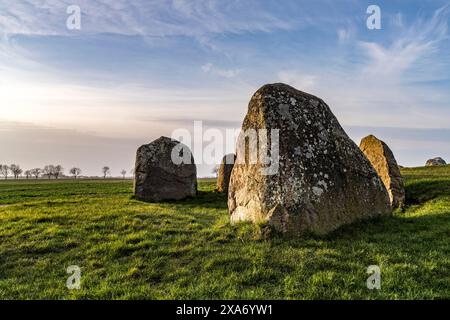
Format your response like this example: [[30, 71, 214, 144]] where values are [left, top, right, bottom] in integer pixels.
[[0, 0, 450, 177]]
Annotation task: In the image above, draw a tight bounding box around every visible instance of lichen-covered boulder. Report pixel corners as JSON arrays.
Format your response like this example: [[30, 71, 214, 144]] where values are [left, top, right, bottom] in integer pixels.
[[134, 136, 197, 201], [216, 153, 236, 193], [228, 83, 391, 236], [359, 135, 405, 209], [426, 157, 447, 166]]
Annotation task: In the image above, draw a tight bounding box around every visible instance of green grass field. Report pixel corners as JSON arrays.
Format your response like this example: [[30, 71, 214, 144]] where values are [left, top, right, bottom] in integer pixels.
[[0, 166, 449, 299]]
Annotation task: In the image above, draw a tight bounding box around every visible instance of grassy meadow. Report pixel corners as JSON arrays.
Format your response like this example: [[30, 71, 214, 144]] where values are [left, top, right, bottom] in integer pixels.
[[0, 166, 449, 299]]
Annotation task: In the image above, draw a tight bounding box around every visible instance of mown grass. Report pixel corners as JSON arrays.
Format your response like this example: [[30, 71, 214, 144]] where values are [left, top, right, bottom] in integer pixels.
[[0, 166, 449, 300]]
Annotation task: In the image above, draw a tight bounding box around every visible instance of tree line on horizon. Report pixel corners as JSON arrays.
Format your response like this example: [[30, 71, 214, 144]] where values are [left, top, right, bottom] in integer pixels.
[[0, 164, 132, 180]]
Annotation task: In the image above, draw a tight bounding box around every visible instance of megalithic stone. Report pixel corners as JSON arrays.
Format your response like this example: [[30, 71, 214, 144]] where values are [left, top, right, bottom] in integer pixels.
[[217, 153, 236, 194], [359, 135, 405, 209], [134, 136, 197, 201], [228, 83, 391, 236]]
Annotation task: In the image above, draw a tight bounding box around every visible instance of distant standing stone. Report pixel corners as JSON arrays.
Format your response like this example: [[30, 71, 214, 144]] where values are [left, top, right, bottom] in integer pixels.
[[134, 136, 197, 201], [228, 83, 391, 236], [425, 157, 447, 166], [360, 135, 405, 209], [216, 154, 236, 193]]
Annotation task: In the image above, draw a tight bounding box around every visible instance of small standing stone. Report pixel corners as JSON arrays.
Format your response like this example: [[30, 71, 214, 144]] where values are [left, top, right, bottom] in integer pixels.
[[360, 135, 405, 209], [216, 154, 236, 193], [425, 157, 447, 166], [134, 136, 197, 201]]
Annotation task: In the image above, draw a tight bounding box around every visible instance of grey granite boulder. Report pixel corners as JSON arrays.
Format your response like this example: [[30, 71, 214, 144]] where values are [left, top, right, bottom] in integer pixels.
[[228, 83, 391, 236], [134, 136, 197, 201], [425, 157, 446, 166]]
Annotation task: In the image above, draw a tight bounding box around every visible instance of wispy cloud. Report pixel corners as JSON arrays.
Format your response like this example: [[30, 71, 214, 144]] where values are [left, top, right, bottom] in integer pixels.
[[270, 4, 450, 132], [1, 1, 450, 174], [201, 63, 240, 78], [0, 0, 297, 38], [359, 4, 449, 76]]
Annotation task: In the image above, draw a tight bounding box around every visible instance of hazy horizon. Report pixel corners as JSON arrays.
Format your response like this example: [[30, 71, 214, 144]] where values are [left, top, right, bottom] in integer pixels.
[[1, 1, 450, 177], [1, 121, 449, 178]]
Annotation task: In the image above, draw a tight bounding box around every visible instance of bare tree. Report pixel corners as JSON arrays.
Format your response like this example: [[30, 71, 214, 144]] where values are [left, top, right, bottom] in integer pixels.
[[130, 167, 135, 178], [69, 167, 81, 179], [0, 165, 9, 180], [9, 164, 17, 178], [24, 170, 31, 179], [43, 165, 55, 179], [212, 165, 219, 178], [53, 165, 64, 179], [31, 168, 41, 179], [16, 167, 23, 179], [102, 166, 110, 179], [120, 169, 127, 179], [10, 164, 23, 179]]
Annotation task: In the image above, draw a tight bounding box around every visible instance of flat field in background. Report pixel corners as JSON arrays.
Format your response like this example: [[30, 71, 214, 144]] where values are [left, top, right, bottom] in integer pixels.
[[0, 166, 449, 299]]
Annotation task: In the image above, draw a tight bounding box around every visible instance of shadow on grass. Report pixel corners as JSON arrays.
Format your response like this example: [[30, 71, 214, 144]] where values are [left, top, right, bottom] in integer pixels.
[[325, 212, 448, 241], [405, 178, 450, 205], [131, 190, 228, 209], [1, 177, 448, 299], [254, 176, 450, 244], [130, 176, 450, 244]]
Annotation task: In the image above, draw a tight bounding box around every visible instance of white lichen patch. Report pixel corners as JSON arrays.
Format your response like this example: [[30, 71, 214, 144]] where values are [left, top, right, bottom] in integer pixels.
[[312, 186, 324, 197], [317, 180, 328, 190], [310, 99, 319, 107], [318, 130, 328, 141]]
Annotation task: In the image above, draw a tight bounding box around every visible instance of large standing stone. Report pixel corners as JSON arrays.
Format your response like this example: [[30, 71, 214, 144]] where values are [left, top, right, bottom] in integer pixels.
[[216, 154, 236, 193], [134, 136, 197, 201], [228, 83, 391, 236], [426, 157, 447, 166], [359, 135, 405, 209]]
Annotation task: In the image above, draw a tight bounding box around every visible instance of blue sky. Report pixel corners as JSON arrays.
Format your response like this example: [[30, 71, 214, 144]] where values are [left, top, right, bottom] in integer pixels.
[[1, 0, 449, 176]]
